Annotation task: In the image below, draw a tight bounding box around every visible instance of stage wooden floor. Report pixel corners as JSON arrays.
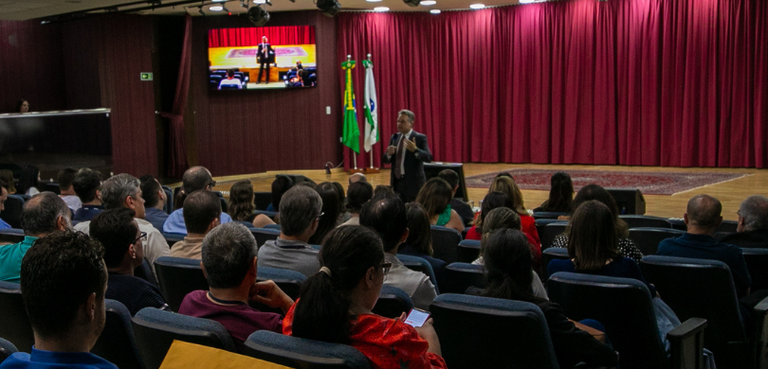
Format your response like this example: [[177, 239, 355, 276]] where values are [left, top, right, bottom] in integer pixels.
[[206, 163, 768, 222]]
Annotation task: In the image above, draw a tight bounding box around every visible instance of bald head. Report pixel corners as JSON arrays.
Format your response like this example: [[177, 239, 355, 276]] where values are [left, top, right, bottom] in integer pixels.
[[21, 192, 71, 236], [182, 166, 213, 194], [685, 195, 722, 231], [348, 173, 367, 185], [739, 195, 768, 232]]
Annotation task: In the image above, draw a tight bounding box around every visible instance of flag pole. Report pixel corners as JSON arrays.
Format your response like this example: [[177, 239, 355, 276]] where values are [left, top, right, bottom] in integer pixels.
[[348, 54, 358, 171], [367, 53, 374, 169]]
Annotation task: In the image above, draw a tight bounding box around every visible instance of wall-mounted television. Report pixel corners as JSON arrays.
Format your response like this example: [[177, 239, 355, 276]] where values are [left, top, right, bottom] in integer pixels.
[[208, 25, 317, 90]]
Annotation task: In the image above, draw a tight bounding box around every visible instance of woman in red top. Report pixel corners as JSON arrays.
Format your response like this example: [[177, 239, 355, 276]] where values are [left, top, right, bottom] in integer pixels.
[[466, 191, 540, 247], [283, 226, 447, 369], [485, 176, 539, 246]]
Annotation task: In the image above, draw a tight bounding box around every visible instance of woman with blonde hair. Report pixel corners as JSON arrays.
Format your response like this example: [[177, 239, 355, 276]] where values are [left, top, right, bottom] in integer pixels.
[[415, 178, 464, 233], [488, 176, 539, 246]]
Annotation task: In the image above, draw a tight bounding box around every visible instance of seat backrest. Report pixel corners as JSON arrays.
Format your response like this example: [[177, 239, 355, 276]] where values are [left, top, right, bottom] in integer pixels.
[[132, 307, 236, 369], [252, 266, 307, 314], [252, 228, 281, 247], [627, 227, 685, 255], [134, 258, 158, 287], [430, 225, 462, 264], [430, 294, 560, 369], [253, 192, 273, 211], [0, 337, 18, 364], [0, 229, 24, 244], [91, 300, 143, 369], [2, 195, 24, 229], [620, 215, 672, 229], [716, 220, 738, 234], [396, 254, 439, 293], [442, 263, 485, 294], [540, 222, 567, 250], [43, 182, 60, 194], [153, 256, 209, 312], [162, 186, 174, 214], [161, 232, 185, 245], [547, 272, 666, 369], [372, 285, 414, 318], [741, 248, 768, 291], [243, 330, 371, 369], [0, 281, 33, 353], [640, 255, 747, 366], [456, 239, 480, 263], [532, 211, 567, 220], [541, 247, 569, 281]]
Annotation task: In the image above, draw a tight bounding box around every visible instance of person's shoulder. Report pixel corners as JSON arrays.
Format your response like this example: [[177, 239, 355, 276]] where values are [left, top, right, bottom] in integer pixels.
[[74, 221, 91, 233]]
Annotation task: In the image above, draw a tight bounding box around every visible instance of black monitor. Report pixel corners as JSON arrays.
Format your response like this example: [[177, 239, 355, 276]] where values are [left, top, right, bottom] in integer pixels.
[[606, 188, 646, 215], [424, 163, 468, 201]]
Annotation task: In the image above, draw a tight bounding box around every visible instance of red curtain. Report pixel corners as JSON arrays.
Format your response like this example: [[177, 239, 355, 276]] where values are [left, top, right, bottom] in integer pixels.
[[160, 14, 192, 177], [208, 25, 316, 47], [338, 0, 768, 169]]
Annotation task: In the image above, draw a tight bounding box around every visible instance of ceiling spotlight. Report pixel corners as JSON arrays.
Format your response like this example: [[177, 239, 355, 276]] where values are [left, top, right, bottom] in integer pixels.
[[316, 0, 341, 17], [373, 6, 389, 11], [519, 0, 534, 2], [210, 5, 223, 11], [253, 0, 266, 3], [430, 9, 440, 13], [365, 0, 383, 2], [247, 4, 269, 25], [212, 0, 227, 2], [420, 0, 436, 5], [469, 3, 485, 8]]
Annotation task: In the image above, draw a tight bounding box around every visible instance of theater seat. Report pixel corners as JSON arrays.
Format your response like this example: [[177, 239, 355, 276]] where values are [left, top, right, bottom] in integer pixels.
[[372, 285, 413, 319], [243, 330, 371, 369], [430, 294, 559, 369], [252, 228, 280, 247], [396, 254, 439, 293], [253, 191, 272, 211], [627, 227, 685, 255], [538, 222, 567, 250], [0, 337, 18, 364], [0, 281, 33, 353], [742, 248, 768, 291], [620, 215, 673, 229], [430, 225, 462, 264], [456, 239, 480, 263], [441, 263, 484, 294], [162, 186, 173, 214], [0, 229, 24, 245], [2, 195, 25, 229], [153, 256, 209, 312], [532, 211, 567, 220], [161, 232, 185, 245], [91, 300, 143, 369], [252, 266, 307, 314], [541, 247, 569, 281]]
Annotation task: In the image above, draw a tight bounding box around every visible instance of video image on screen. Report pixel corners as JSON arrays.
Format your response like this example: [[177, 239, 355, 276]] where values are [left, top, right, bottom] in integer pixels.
[[208, 25, 317, 90]]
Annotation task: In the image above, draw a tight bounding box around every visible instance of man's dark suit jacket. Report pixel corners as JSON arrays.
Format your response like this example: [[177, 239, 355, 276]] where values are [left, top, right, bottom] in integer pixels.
[[257, 43, 274, 64], [383, 131, 433, 201], [716, 229, 768, 249]]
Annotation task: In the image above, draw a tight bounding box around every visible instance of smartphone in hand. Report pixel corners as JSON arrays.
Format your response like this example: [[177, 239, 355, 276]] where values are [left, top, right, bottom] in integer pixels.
[[403, 308, 431, 328]]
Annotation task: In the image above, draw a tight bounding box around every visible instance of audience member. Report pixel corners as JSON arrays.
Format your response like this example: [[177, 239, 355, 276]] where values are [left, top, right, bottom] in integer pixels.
[[399, 202, 447, 288], [437, 169, 474, 226], [475, 228, 617, 368], [373, 184, 394, 197], [16, 165, 40, 197], [0, 180, 10, 230], [339, 181, 373, 226], [331, 182, 349, 224], [257, 186, 322, 277], [536, 172, 573, 213], [0, 192, 71, 283], [57, 168, 82, 213], [488, 176, 539, 245], [16, 99, 30, 113], [164, 166, 232, 234], [551, 184, 643, 262], [0, 231, 117, 369], [266, 175, 294, 213], [360, 193, 437, 310], [285, 226, 447, 369], [657, 194, 751, 297], [139, 175, 169, 231], [308, 182, 342, 245], [415, 178, 464, 233], [179, 222, 293, 347], [348, 172, 367, 185], [74, 174, 169, 273], [717, 195, 768, 248], [72, 168, 104, 222], [472, 207, 543, 278], [227, 179, 275, 228], [0, 170, 16, 194], [465, 192, 539, 249], [90, 208, 169, 315], [170, 191, 221, 259]]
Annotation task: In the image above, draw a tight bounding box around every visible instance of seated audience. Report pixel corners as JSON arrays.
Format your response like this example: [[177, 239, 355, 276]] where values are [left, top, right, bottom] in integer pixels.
[[0, 170, 16, 194], [475, 228, 617, 368], [535, 172, 573, 213], [373, 184, 394, 197], [16, 99, 30, 113], [551, 184, 643, 262], [266, 175, 294, 213], [164, 166, 232, 234], [72, 168, 104, 222], [0, 192, 71, 283], [227, 179, 275, 228], [348, 172, 367, 185], [360, 193, 437, 310], [488, 176, 539, 245], [139, 175, 169, 231], [415, 178, 464, 233], [331, 182, 350, 224], [717, 195, 768, 248], [257, 186, 322, 277], [339, 181, 373, 227], [398, 202, 447, 288], [16, 165, 40, 197], [0, 231, 117, 369], [0, 180, 10, 230], [57, 168, 82, 213], [437, 169, 474, 226], [179, 222, 293, 346], [657, 194, 751, 297], [284, 226, 447, 369], [308, 182, 342, 245], [75, 174, 169, 274], [90, 208, 169, 315], [466, 192, 539, 248], [170, 191, 221, 259]]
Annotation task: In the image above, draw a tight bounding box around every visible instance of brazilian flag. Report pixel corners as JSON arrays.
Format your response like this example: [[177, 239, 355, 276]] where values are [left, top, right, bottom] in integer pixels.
[[341, 60, 360, 154]]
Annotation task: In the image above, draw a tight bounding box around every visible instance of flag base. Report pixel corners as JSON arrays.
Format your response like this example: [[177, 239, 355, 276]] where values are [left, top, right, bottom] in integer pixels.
[[348, 168, 365, 174], [363, 167, 380, 174]]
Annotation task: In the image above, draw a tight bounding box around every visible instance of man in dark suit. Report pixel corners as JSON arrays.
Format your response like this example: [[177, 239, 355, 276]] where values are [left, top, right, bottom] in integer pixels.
[[257, 36, 273, 84], [716, 195, 768, 248], [382, 109, 433, 202]]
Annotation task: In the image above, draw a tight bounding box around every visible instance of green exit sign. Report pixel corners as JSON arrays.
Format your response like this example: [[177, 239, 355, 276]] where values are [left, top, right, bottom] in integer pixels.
[[140, 73, 153, 81]]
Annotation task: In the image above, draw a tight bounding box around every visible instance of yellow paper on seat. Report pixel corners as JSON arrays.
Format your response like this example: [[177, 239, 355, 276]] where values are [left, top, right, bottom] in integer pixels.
[[159, 340, 291, 369]]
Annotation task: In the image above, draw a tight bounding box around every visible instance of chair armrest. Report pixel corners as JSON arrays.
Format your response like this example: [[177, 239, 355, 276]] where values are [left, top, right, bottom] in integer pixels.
[[751, 295, 768, 369], [667, 317, 707, 369]]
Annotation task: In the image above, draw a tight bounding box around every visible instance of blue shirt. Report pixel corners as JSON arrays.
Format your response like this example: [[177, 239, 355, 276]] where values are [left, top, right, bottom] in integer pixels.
[[657, 233, 751, 297], [144, 207, 169, 232], [0, 236, 38, 283], [0, 347, 117, 369], [163, 208, 232, 234], [0, 218, 10, 230], [548, 256, 656, 296], [73, 205, 105, 222]]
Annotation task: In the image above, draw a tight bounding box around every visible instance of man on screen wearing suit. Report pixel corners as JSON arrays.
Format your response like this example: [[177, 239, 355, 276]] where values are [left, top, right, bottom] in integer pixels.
[[383, 109, 433, 202], [257, 36, 274, 84]]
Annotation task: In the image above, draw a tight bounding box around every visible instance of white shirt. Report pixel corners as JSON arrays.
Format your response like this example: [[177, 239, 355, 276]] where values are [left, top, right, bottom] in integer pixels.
[[383, 253, 437, 311], [391, 129, 413, 176]]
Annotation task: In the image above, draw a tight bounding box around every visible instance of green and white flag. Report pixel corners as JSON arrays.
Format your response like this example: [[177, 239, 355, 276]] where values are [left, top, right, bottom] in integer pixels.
[[362, 59, 379, 153], [341, 59, 360, 154]]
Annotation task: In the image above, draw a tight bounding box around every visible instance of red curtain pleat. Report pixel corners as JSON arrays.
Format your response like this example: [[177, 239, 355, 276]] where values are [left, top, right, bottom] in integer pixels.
[[208, 26, 316, 47]]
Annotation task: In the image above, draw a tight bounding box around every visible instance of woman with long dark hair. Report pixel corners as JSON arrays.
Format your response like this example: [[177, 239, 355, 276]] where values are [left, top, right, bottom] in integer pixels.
[[227, 179, 275, 228], [537, 172, 573, 213], [284, 226, 447, 369], [307, 182, 342, 245], [399, 202, 447, 287], [415, 178, 464, 233]]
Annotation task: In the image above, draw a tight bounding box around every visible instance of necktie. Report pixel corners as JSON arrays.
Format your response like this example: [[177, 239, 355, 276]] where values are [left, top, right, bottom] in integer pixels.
[[395, 135, 405, 179]]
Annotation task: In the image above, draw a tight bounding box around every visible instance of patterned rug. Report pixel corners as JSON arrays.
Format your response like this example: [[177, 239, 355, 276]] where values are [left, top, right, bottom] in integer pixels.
[[465, 169, 749, 195], [227, 47, 308, 58]]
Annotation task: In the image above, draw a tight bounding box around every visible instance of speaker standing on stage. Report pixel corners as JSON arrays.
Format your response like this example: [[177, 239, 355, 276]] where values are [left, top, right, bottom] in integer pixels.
[[257, 36, 274, 84], [383, 109, 433, 202]]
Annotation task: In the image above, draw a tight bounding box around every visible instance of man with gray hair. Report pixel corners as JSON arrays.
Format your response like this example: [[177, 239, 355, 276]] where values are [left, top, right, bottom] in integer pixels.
[[178, 222, 293, 346], [75, 173, 169, 272], [257, 186, 322, 277], [0, 192, 71, 283], [717, 195, 768, 249], [657, 194, 752, 297], [382, 109, 433, 202]]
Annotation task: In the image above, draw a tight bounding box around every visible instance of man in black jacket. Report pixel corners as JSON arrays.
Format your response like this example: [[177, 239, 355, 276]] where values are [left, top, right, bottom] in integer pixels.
[[383, 109, 433, 202]]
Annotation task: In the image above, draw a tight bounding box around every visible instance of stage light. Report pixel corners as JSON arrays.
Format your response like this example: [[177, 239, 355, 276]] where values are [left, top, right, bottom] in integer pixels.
[[469, 3, 485, 8], [212, 0, 227, 2], [210, 5, 223, 11], [420, 1, 436, 5], [247, 5, 270, 25], [373, 6, 389, 11], [519, 0, 534, 3], [365, 0, 383, 3], [253, 0, 266, 3], [430, 9, 440, 13], [316, 0, 341, 17]]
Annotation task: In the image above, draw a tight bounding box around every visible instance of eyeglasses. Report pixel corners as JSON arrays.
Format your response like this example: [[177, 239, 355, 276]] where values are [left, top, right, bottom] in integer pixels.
[[380, 262, 392, 276], [133, 232, 147, 244], [208, 180, 217, 188]]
